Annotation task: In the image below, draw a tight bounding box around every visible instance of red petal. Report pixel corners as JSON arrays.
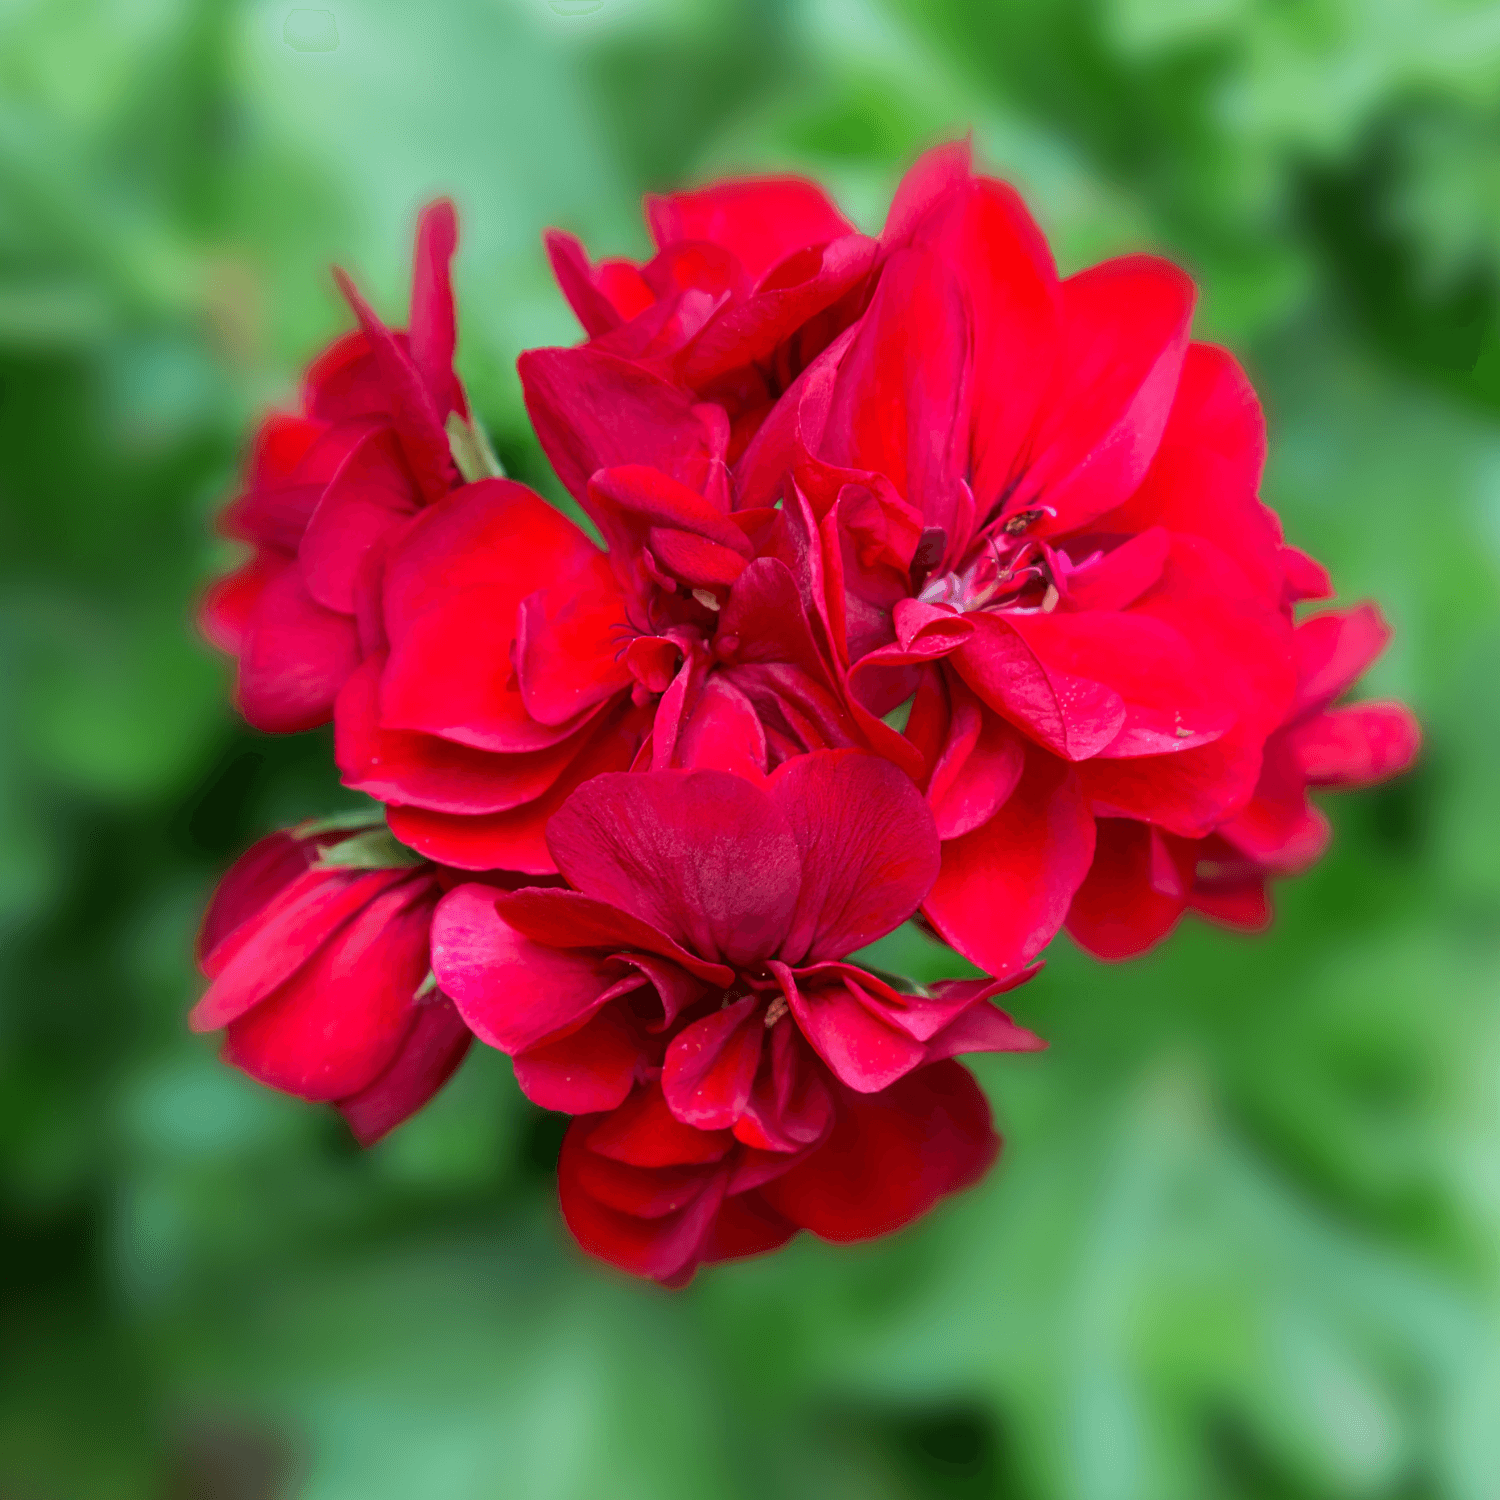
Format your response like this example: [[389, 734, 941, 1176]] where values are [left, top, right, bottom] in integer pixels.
[[497, 887, 733, 985], [338, 995, 472, 1146], [588, 1082, 734, 1168], [429, 883, 634, 1054], [383, 584, 608, 752], [222, 878, 436, 1101], [768, 750, 940, 965], [1064, 818, 1194, 960], [545, 769, 800, 968], [192, 865, 410, 1031], [331, 267, 457, 502], [646, 176, 855, 282], [197, 830, 312, 968], [513, 1005, 644, 1114], [386, 704, 644, 873], [1294, 604, 1393, 714], [336, 655, 587, 815], [1286, 702, 1421, 788], [299, 428, 421, 615], [661, 996, 764, 1130], [545, 229, 628, 337], [924, 747, 1096, 976], [760, 1060, 997, 1242], [952, 613, 1126, 761], [519, 346, 719, 506], [925, 678, 1027, 841], [1019, 256, 1195, 535], [238, 565, 361, 734], [779, 964, 928, 1093], [381, 479, 603, 647], [407, 199, 464, 419]]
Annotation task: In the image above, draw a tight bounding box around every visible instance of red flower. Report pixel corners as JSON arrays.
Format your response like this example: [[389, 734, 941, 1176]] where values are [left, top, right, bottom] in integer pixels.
[[429, 750, 1040, 1282], [191, 821, 470, 1144], [201, 201, 476, 732], [1065, 603, 1421, 956], [543, 175, 878, 459], [735, 142, 1311, 976]]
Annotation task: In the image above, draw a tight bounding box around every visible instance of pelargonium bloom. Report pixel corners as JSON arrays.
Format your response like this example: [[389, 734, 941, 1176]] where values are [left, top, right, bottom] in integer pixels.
[[430, 750, 1040, 1283], [191, 818, 472, 1143], [737, 141, 1313, 975], [1065, 603, 1421, 956], [201, 201, 485, 732]]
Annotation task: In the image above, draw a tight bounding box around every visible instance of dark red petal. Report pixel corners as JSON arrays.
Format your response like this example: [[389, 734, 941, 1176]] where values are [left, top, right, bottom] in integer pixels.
[[1286, 702, 1421, 788], [336, 655, 587, 815], [299, 428, 421, 615], [1064, 818, 1193, 960], [512, 1005, 643, 1114], [496, 887, 733, 985], [781, 966, 930, 1093], [924, 746, 1096, 976], [558, 1128, 726, 1282], [197, 830, 312, 968], [588, 1082, 735, 1168], [546, 769, 801, 968], [768, 750, 940, 966], [386, 704, 643, 874], [760, 1060, 997, 1242], [429, 883, 631, 1054], [237, 565, 361, 734], [221, 878, 435, 1101], [645, 176, 855, 281], [921, 1001, 1045, 1065], [699, 1192, 798, 1267], [338, 994, 472, 1146], [661, 996, 764, 1130], [674, 675, 769, 780], [192, 867, 409, 1030]]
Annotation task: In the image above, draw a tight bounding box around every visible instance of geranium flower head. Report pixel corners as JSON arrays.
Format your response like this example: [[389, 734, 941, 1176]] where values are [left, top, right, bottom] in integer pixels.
[[431, 749, 1040, 1283]]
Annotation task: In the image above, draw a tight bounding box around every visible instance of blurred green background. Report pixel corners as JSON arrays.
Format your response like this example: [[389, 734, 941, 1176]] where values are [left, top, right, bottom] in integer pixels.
[[3, 0, 1499, 1496]]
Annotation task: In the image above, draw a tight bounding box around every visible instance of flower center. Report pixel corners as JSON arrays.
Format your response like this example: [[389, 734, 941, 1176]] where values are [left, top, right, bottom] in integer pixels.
[[917, 509, 1061, 616]]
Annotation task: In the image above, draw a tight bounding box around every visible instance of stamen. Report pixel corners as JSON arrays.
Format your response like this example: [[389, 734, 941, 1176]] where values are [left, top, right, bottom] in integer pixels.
[[763, 994, 789, 1028], [691, 588, 721, 612]]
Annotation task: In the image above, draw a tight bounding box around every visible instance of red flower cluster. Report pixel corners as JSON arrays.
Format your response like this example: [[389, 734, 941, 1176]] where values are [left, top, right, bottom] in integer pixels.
[[192, 141, 1418, 1283]]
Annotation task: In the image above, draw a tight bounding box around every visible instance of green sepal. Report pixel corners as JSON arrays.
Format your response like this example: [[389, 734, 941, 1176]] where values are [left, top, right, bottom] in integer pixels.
[[313, 826, 425, 871], [295, 803, 388, 838], [445, 411, 504, 483]]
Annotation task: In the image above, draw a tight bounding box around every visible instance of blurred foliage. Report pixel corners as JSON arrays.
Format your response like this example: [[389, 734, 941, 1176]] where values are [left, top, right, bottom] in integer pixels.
[[2, 1, 1499, 1497]]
